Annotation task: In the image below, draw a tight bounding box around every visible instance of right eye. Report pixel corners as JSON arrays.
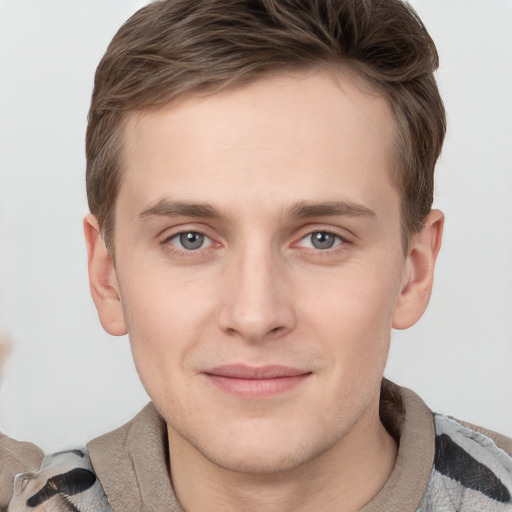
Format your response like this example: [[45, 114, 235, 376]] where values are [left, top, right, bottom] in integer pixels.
[[167, 231, 212, 251]]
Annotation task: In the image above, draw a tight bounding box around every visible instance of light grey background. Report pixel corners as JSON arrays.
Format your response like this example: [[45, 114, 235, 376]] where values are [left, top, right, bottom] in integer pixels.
[[0, 0, 511, 453]]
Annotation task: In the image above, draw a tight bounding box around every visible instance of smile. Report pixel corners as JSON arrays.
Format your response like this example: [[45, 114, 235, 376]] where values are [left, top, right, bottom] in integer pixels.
[[203, 365, 312, 399]]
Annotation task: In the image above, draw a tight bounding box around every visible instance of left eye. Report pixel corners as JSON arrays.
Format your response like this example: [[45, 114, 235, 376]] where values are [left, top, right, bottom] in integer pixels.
[[298, 231, 343, 250], [168, 231, 212, 251]]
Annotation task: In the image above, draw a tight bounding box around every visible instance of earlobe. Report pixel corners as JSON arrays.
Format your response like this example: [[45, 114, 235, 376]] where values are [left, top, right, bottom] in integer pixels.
[[392, 210, 444, 330], [83, 214, 127, 336]]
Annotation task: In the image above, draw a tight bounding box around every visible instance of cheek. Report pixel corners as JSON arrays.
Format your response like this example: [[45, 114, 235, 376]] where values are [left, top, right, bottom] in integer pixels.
[[118, 269, 218, 390], [296, 260, 401, 367], [121, 265, 212, 334], [300, 261, 400, 329]]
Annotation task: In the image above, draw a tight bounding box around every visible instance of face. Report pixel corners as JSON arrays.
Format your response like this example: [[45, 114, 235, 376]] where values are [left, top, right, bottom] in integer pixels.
[[88, 70, 431, 474]]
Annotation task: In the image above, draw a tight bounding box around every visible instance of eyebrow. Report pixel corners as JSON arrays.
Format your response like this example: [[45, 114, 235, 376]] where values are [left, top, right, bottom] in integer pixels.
[[288, 200, 376, 219], [138, 199, 224, 221], [138, 198, 376, 222]]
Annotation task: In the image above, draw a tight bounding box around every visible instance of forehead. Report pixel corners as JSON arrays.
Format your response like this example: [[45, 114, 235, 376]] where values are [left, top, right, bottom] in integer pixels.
[[119, 70, 398, 219]]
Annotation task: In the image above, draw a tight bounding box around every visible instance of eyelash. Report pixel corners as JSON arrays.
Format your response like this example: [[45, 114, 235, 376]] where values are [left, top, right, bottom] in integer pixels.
[[162, 230, 215, 256], [294, 230, 347, 252], [161, 228, 349, 258]]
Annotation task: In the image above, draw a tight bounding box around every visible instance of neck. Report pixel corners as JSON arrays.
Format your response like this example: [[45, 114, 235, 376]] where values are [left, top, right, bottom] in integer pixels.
[[167, 405, 397, 512]]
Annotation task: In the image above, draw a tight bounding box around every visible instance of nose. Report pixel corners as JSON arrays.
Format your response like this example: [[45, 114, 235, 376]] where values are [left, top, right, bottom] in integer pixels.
[[217, 245, 296, 343]]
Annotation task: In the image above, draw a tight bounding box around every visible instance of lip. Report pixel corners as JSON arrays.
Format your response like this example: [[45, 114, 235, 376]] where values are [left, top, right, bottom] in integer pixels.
[[202, 364, 312, 399]]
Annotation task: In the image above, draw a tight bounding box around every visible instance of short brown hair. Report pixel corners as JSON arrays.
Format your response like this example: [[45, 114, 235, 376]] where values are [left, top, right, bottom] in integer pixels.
[[86, 0, 446, 252]]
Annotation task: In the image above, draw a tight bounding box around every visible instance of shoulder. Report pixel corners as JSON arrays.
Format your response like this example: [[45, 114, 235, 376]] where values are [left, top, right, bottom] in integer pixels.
[[452, 417, 512, 457], [0, 432, 43, 509], [0, 433, 111, 512], [0, 404, 161, 512], [418, 414, 512, 511], [379, 381, 512, 511]]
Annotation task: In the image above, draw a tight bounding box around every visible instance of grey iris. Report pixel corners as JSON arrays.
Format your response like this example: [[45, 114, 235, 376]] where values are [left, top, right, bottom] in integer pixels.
[[311, 232, 336, 249], [180, 232, 204, 250]]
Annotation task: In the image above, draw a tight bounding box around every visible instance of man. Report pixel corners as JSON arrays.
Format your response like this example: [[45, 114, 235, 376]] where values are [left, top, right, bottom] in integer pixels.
[[2, 0, 511, 511]]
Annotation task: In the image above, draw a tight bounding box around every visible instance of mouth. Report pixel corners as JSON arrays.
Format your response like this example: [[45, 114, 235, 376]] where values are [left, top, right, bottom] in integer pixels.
[[202, 364, 312, 399]]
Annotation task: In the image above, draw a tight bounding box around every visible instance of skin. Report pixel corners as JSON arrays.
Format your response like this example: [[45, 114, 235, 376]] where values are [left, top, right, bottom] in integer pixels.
[[85, 70, 443, 511]]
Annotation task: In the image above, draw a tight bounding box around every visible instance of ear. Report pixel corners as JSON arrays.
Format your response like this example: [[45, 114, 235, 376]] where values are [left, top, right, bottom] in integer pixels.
[[392, 210, 444, 330], [83, 214, 127, 336]]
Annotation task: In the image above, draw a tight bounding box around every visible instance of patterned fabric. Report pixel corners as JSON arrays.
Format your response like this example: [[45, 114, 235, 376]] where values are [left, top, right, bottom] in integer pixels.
[[417, 415, 512, 511], [7, 415, 512, 511], [7, 449, 111, 512]]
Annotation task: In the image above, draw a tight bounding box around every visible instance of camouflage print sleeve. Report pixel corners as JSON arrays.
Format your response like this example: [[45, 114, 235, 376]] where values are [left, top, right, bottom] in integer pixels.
[[0, 434, 43, 511], [6, 448, 112, 512], [417, 415, 512, 512]]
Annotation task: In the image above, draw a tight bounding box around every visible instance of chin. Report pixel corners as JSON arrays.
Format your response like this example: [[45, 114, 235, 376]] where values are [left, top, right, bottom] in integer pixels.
[[202, 443, 315, 475], [182, 419, 340, 475]]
